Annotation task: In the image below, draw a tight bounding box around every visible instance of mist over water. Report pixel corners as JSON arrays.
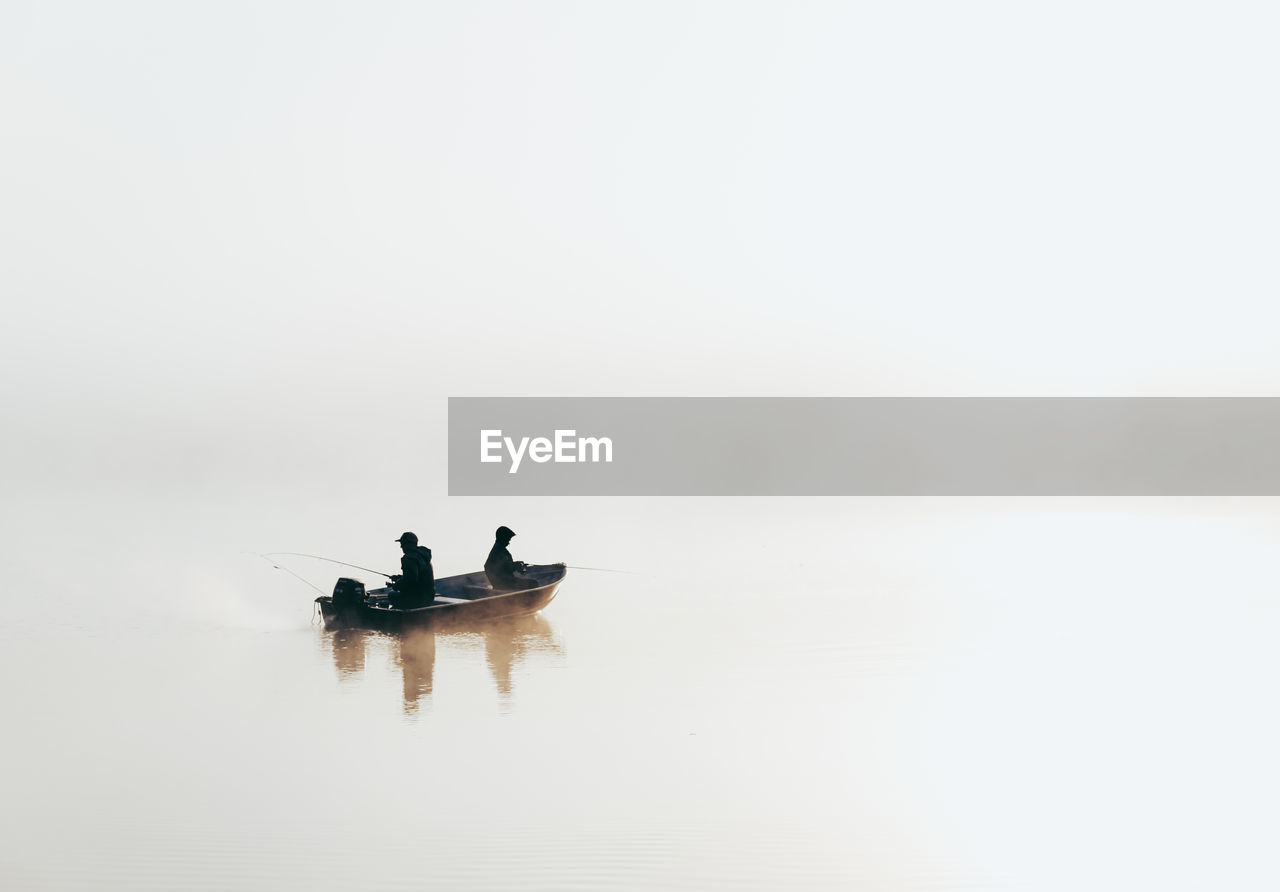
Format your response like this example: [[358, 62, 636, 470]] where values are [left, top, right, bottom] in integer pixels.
[[5, 1, 1280, 887], [4, 479, 1280, 890]]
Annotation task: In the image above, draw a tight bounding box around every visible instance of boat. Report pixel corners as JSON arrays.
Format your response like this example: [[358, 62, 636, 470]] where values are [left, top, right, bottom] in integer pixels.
[[315, 563, 567, 631]]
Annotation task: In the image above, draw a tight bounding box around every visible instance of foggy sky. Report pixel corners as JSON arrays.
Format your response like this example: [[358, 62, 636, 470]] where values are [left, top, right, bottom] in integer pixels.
[[3, 2, 1278, 489]]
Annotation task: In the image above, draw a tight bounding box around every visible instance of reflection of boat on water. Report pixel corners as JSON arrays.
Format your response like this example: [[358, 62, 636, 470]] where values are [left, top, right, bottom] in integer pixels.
[[316, 563, 567, 631], [329, 628, 369, 677], [323, 612, 565, 714]]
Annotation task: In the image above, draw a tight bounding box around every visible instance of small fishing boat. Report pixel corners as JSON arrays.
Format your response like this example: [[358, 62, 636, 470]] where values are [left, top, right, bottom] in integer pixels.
[[316, 563, 567, 631]]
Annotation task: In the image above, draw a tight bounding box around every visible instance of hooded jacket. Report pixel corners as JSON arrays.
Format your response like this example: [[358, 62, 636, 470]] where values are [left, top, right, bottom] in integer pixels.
[[484, 540, 523, 591], [398, 545, 435, 599]]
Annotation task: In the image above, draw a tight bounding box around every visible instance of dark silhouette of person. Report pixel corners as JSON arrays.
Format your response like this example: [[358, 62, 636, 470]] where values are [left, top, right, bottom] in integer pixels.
[[485, 525, 532, 591], [388, 531, 435, 607]]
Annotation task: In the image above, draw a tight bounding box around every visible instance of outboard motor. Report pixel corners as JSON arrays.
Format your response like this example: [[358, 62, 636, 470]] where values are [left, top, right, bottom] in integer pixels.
[[332, 577, 366, 610]]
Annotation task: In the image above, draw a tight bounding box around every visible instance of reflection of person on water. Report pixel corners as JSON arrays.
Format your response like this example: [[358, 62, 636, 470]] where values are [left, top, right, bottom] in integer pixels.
[[485, 525, 532, 591], [482, 614, 562, 701], [388, 531, 435, 606], [321, 615, 561, 713], [396, 628, 436, 715]]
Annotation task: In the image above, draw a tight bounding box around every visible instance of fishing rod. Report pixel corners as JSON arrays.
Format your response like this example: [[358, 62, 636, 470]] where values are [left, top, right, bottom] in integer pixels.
[[248, 552, 327, 595], [263, 552, 394, 579], [263, 551, 626, 579]]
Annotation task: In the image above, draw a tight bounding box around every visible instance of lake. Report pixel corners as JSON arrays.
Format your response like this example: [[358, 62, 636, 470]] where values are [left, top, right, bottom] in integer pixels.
[[3, 488, 1279, 890]]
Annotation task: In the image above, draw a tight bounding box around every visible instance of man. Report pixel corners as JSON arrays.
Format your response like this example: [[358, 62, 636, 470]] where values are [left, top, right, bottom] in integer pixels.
[[485, 525, 531, 591], [388, 531, 435, 607]]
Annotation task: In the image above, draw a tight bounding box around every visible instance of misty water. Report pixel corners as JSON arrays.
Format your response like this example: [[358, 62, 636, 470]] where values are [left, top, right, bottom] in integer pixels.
[[4, 487, 1279, 891], [7, 0, 1280, 887]]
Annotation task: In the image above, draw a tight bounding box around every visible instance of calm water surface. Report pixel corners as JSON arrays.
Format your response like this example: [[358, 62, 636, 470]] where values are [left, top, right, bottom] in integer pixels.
[[3, 491, 1279, 890]]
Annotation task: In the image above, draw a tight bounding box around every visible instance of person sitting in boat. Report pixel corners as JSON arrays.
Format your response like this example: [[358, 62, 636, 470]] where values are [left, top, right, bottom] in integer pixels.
[[485, 525, 532, 591], [388, 531, 435, 607]]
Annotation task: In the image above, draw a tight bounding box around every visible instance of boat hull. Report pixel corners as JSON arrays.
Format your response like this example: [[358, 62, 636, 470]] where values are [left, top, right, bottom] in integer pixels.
[[316, 563, 566, 631]]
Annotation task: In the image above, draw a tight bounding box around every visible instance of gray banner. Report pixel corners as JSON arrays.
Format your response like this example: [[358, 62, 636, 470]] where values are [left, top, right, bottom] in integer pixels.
[[447, 398, 1280, 495]]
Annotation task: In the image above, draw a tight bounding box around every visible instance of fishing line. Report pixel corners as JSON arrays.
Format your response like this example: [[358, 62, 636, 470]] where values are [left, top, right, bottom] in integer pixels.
[[259, 552, 626, 586], [247, 552, 327, 595], [263, 552, 393, 578]]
